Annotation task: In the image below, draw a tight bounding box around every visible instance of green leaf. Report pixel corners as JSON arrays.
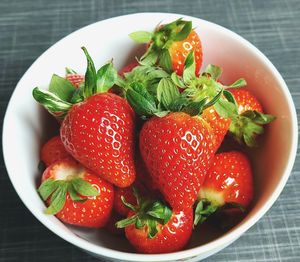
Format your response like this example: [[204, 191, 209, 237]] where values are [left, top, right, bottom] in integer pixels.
[[70, 86, 85, 103], [183, 51, 196, 83], [96, 61, 117, 93], [140, 47, 159, 66], [157, 78, 180, 110], [154, 111, 169, 117], [126, 84, 158, 117], [223, 90, 238, 106], [146, 201, 172, 225], [194, 200, 218, 226], [68, 183, 86, 202], [65, 67, 77, 74], [171, 72, 186, 88], [81, 47, 97, 98], [115, 214, 138, 228], [228, 78, 247, 88], [48, 74, 76, 102], [202, 89, 223, 111], [32, 87, 73, 118], [159, 49, 172, 73], [214, 98, 238, 119], [147, 219, 158, 239], [173, 21, 192, 41], [71, 177, 99, 197], [203, 64, 222, 80], [38, 178, 59, 201], [129, 31, 153, 43], [45, 182, 68, 215], [241, 110, 275, 125], [182, 98, 208, 116]]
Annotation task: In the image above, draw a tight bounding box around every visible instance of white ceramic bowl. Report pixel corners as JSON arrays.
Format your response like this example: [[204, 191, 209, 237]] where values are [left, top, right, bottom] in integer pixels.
[[2, 13, 298, 262]]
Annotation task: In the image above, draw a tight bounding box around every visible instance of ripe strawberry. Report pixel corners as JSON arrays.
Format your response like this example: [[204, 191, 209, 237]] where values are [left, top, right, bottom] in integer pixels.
[[65, 74, 85, 88], [227, 89, 275, 147], [201, 106, 231, 150], [60, 92, 136, 188], [40, 136, 71, 166], [140, 112, 216, 209], [130, 19, 202, 75], [194, 151, 253, 225], [229, 89, 263, 114], [34, 47, 136, 187], [116, 195, 193, 254], [38, 158, 114, 228]]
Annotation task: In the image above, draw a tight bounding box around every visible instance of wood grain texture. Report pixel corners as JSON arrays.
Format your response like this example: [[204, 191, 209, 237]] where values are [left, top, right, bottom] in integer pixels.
[[0, 0, 299, 261]]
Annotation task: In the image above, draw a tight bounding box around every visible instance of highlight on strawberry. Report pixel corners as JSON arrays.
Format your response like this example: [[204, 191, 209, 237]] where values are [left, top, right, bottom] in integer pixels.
[[32, 17, 276, 254]]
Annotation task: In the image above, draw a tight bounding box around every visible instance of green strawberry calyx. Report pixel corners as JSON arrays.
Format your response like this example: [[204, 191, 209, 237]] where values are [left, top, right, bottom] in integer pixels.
[[129, 18, 192, 72], [193, 199, 245, 227], [116, 188, 172, 239], [33, 47, 118, 119], [38, 176, 99, 215]]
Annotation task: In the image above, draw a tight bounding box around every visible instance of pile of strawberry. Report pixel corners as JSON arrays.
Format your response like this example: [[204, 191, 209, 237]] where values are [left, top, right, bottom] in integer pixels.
[[33, 19, 275, 254]]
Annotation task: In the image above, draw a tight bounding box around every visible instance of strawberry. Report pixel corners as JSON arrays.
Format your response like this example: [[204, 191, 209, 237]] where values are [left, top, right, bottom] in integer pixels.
[[130, 19, 202, 76], [60, 92, 136, 188], [38, 158, 114, 228], [229, 88, 263, 114], [40, 135, 71, 166], [140, 112, 216, 209], [201, 106, 231, 150], [194, 151, 253, 225], [33, 47, 136, 187], [65, 74, 85, 88], [227, 89, 275, 147], [116, 194, 193, 254]]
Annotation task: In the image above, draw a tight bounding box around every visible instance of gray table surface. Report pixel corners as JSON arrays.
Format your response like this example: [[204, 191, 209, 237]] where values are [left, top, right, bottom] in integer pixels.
[[1, 0, 300, 261]]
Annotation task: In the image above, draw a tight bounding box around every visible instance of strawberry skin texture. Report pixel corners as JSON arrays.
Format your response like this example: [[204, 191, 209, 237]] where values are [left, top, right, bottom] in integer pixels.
[[40, 136, 71, 166], [60, 93, 136, 188], [42, 158, 114, 228], [65, 74, 84, 88], [169, 30, 203, 76], [125, 208, 193, 254], [202, 106, 231, 150], [200, 151, 253, 207], [140, 112, 216, 209], [229, 89, 263, 114]]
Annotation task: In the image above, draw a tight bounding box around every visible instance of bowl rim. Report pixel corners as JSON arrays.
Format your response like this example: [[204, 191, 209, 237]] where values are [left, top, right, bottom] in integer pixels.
[[2, 12, 298, 261]]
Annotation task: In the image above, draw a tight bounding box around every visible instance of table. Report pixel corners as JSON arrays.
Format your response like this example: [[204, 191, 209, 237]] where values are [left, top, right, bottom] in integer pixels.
[[1, 0, 299, 261]]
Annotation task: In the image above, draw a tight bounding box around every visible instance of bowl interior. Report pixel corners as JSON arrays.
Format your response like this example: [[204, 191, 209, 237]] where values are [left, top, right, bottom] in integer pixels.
[[3, 13, 296, 261]]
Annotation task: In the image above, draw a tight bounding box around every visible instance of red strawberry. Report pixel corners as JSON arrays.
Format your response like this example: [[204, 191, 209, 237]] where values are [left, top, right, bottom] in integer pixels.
[[116, 195, 193, 254], [201, 106, 231, 150], [229, 89, 263, 113], [227, 89, 275, 147], [40, 136, 71, 166], [38, 158, 114, 228], [130, 19, 202, 75], [140, 112, 216, 210], [168, 29, 202, 76], [194, 151, 253, 225], [66, 74, 84, 88], [60, 92, 136, 188]]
